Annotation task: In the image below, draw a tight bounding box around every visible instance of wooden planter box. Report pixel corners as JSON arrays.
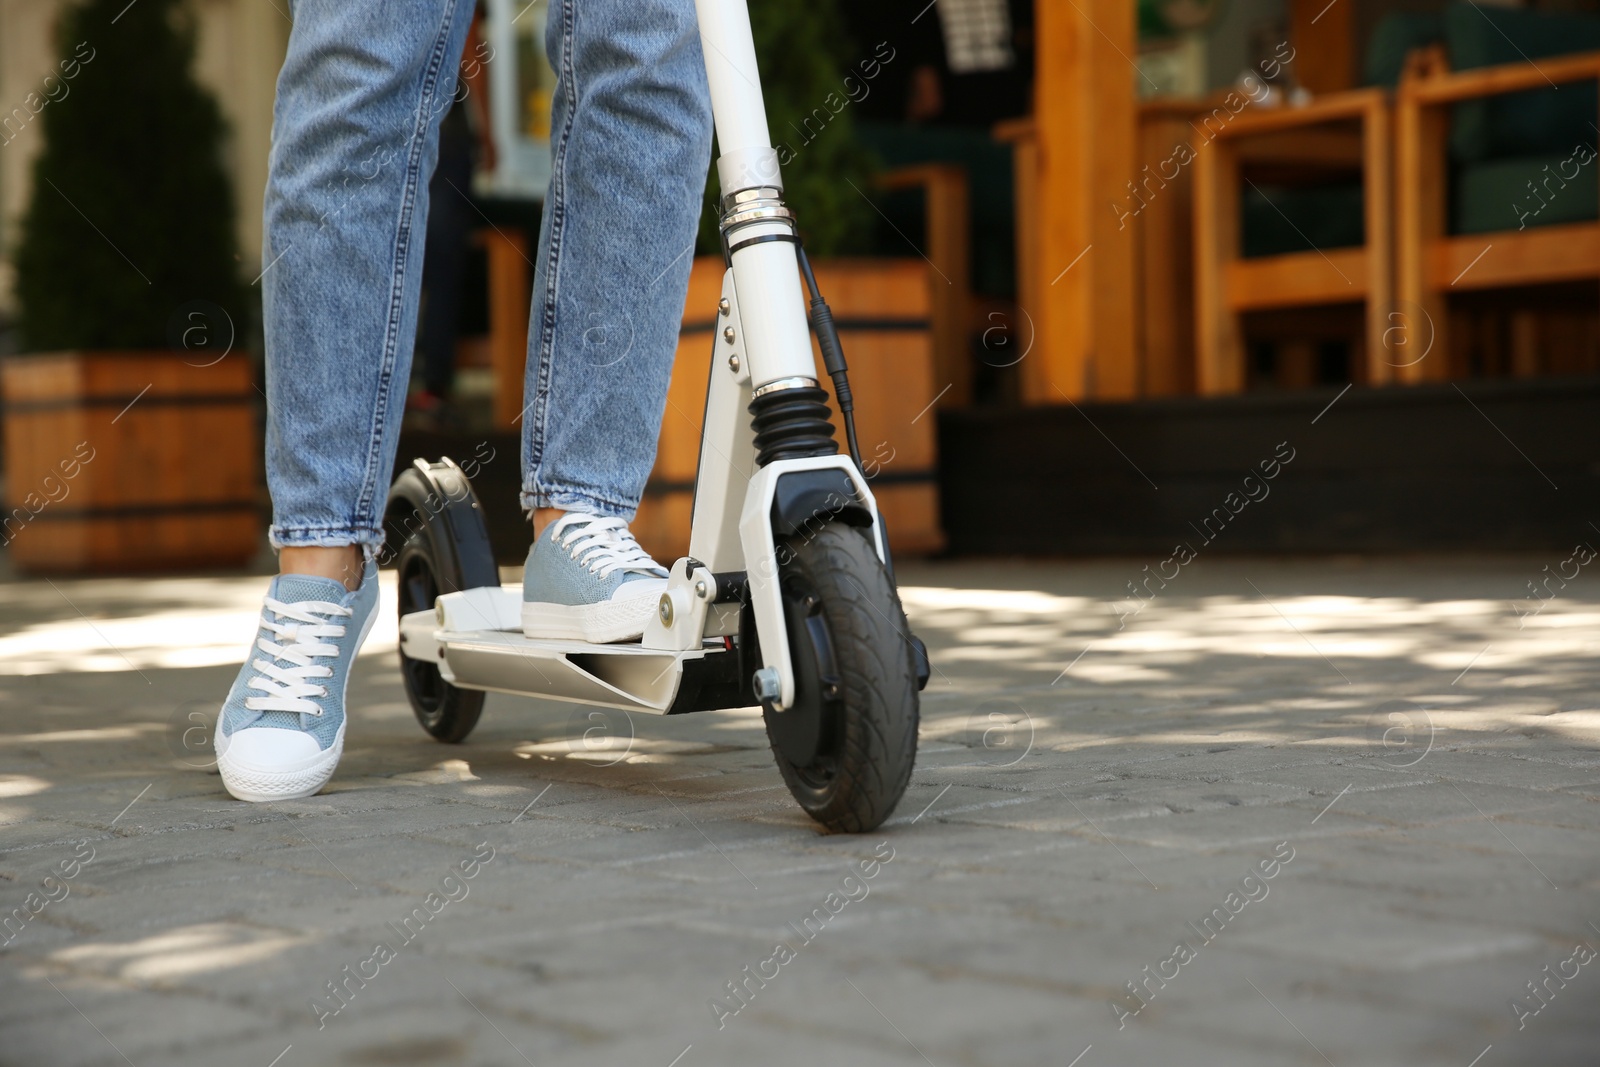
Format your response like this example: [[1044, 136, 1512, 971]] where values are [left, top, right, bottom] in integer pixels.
[[1, 350, 260, 572], [632, 256, 944, 562]]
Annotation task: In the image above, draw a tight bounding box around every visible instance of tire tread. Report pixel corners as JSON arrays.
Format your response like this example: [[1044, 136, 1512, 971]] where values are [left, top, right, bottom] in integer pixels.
[[769, 524, 919, 832]]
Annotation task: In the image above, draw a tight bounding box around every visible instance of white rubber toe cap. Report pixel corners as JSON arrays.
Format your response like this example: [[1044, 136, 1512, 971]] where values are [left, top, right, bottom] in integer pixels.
[[217, 727, 341, 802], [222, 726, 324, 769]]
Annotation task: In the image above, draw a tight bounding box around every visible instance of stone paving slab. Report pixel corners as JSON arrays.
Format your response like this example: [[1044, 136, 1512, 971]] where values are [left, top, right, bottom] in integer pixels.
[[3, 554, 1599, 1067]]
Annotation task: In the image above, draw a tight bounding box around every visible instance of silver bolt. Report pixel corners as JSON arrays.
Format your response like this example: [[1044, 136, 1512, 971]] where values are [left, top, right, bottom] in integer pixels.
[[718, 297, 730, 316], [752, 667, 782, 708], [728, 354, 740, 373], [658, 595, 674, 626], [723, 326, 736, 344], [694, 579, 708, 599]]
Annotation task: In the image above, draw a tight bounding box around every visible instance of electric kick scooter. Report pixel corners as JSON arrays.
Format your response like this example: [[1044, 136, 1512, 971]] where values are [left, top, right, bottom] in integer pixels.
[[385, 0, 931, 833]]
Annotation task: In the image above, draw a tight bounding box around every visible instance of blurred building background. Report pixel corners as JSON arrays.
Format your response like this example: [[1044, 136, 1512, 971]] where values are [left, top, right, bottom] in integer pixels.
[[1, 0, 1597, 573]]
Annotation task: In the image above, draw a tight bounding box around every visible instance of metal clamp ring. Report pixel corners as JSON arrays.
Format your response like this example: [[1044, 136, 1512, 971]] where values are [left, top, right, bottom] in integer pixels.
[[721, 201, 794, 227], [751, 376, 819, 399]]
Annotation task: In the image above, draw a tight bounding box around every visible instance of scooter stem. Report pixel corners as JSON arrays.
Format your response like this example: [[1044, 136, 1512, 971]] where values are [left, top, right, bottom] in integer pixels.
[[693, 0, 819, 390], [693, 0, 773, 172]]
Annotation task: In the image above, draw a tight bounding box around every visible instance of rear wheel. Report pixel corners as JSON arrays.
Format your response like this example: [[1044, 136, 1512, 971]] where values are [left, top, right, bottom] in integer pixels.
[[394, 531, 485, 742], [384, 459, 496, 744], [763, 523, 919, 832]]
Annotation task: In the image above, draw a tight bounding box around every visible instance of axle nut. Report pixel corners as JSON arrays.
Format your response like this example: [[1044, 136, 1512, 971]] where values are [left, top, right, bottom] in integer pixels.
[[752, 667, 782, 709], [658, 594, 674, 626]]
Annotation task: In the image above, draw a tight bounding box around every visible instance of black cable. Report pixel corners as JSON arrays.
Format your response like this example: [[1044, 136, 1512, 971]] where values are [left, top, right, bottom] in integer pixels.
[[795, 242, 862, 468]]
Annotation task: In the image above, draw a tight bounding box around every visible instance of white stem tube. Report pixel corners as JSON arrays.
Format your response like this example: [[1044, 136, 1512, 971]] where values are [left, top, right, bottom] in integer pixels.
[[693, 0, 818, 388]]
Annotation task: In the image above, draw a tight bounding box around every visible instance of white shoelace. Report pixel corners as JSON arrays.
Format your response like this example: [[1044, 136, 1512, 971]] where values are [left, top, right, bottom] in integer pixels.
[[551, 514, 667, 579], [244, 597, 353, 715]]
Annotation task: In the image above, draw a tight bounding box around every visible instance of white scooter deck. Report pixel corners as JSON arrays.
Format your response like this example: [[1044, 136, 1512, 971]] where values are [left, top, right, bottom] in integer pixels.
[[398, 585, 745, 716]]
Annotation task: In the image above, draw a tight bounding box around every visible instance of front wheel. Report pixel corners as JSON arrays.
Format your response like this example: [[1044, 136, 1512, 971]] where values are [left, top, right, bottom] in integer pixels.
[[764, 523, 919, 833]]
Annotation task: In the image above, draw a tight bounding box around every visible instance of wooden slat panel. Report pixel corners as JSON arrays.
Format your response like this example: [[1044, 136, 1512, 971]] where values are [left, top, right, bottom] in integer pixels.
[[481, 228, 531, 431], [1, 350, 259, 572], [1194, 131, 1243, 393], [1137, 111, 1197, 397], [1361, 97, 1393, 387], [13, 514, 260, 572], [805, 257, 931, 318], [1225, 249, 1369, 311], [1428, 226, 1600, 291], [881, 164, 970, 409], [1395, 81, 1453, 384]]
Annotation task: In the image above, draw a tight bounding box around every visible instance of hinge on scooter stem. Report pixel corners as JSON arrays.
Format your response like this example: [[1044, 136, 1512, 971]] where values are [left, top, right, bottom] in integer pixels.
[[717, 145, 795, 254]]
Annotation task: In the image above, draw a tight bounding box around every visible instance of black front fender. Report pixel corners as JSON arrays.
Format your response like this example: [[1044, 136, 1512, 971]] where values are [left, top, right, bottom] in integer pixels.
[[382, 457, 498, 589]]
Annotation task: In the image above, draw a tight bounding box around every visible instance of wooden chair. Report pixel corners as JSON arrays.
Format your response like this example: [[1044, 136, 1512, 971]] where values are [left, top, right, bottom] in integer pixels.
[[1192, 89, 1394, 393], [997, 102, 1204, 398], [879, 163, 972, 410], [1396, 48, 1600, 383]]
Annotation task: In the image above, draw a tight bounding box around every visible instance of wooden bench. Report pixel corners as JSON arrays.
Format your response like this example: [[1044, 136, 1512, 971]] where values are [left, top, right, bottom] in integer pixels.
[[1192, 88, 1394, 393]]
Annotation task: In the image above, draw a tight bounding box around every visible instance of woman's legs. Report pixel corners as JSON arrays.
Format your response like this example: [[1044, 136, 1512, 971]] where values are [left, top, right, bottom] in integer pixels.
[[263, 0, 477, 560], [219, 0, 478, 802], [521, 0, 713, 519]]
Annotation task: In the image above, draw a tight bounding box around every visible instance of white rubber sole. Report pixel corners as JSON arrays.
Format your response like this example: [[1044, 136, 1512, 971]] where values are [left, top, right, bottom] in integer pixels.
[[521, 594, 657, 644], [217, 735, 344, 802], [216, 586, 379, 803]]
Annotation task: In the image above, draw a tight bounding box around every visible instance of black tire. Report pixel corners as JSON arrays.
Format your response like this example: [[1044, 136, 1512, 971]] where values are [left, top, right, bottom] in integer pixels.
[[394, 530, 486, 742], [764, 523, 919, 832], [383, 459, 497, 744]]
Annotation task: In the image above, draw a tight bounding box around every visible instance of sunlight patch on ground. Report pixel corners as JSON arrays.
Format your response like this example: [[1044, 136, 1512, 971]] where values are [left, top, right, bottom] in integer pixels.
[[39, 922, 309, 982], [0, 573, 400, 675], [0, 774, 50, 798], [898, 587, 1099, 615], [3, 575, 1594, 698], [904, 585, 1597, 687], [0, 725, 161, 746]]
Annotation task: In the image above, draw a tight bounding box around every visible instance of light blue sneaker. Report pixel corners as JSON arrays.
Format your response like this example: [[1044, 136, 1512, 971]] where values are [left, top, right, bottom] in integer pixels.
[[215, 562, 379, 802], [522, 513, 668, 643]]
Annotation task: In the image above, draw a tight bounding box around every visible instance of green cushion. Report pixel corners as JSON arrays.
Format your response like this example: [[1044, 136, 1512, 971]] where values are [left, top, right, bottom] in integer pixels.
[[1363, 12, 1444, 88], [854, 121, 1015, 297], [1445, 2, 1600, 163], [1240, 182, 1365, 259], [1453, 149, 1600, 234]]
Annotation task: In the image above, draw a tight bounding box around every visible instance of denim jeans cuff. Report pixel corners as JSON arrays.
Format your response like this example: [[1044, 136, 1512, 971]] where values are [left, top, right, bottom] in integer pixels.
[[271, 525, 385, 558], [519, 484, 638, 521]]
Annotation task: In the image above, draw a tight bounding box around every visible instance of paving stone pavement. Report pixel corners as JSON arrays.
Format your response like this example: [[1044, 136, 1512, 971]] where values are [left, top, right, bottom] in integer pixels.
[[1, 553, 1597, 1067]]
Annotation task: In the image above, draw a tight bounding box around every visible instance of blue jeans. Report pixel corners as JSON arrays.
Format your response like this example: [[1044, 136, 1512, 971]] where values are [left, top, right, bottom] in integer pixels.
[[263, 0, 712, 552]]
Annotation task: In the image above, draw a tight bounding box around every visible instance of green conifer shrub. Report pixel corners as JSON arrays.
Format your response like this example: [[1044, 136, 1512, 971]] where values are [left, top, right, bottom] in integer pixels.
[[14, 0, 246, 351]]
